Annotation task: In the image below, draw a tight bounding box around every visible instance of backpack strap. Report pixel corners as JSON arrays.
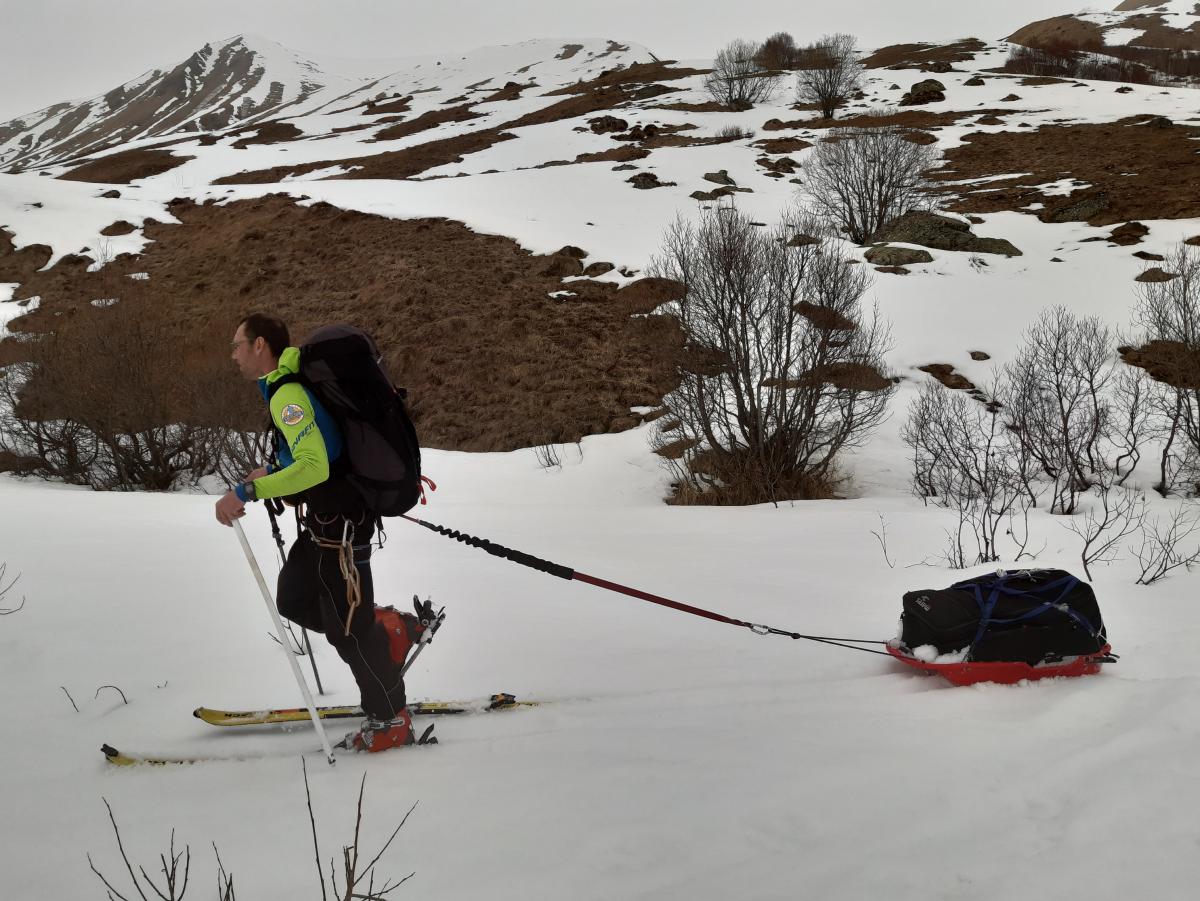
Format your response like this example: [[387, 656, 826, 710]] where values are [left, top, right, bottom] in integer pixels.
[[266, 372, 301, 400]]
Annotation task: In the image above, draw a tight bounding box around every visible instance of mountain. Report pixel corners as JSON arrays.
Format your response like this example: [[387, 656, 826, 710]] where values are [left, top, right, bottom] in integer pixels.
[[1009, 0, 1200, 52], [0, 34, 363, 171]]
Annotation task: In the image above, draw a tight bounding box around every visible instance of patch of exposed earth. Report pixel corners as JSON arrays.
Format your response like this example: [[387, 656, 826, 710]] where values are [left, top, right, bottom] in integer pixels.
[[0, 196, 685, 451], [929, 115, 1200, 225]]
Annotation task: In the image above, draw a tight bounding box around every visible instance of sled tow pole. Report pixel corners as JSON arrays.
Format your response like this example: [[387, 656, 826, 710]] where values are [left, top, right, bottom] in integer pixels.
[[402, 515, 888, 656]]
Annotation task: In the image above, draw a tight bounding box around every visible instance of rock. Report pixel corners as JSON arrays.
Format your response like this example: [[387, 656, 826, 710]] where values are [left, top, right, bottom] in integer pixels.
[[874, 265, 910, 275], [99, 189, 121, 199], [1108, 221, 1149, 246], [612, 164, 638, 171], [1136, 268, 1178, 283], [615, 123, 659, 142], [1050, 257, 1064, 262], [1144, 116, 1172, 128], [967, 216, 984, 224], [627, 172, 675, 190], [757, 155, 798, 174], [583, 261, 615, 276], [539, 255, 584, 277], [690, 187, 736, 202], [976, 115, 1005, 126], [787, 234, 822, 247], [919, 363, 975, 391], [1185, 235, 1200, 247], [99, 220, 136, 237], [1133, 251, 1165, 261], [554, 245, 588, 260], [865, 245, 934, 266], [923, 61, 953, 73], [899, 79, 946, 106], [1038, 191, 1110, 224], [703, 169, 736, 186], [874, 211, 1021, 256], [889, 84, 900, 90], [589, 116, 629, 134], [1000, 93, 1021, 102], [969, 351, 991, 361], [1115, 86, 1133, 93], [963, 76, 986, 87]]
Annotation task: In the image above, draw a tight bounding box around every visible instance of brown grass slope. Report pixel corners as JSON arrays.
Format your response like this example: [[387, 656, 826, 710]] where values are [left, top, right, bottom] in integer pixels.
[[0, 197, 683, 451]]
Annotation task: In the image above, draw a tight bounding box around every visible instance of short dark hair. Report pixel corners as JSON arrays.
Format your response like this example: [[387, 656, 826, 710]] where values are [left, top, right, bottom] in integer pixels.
[[240, 313, 290, 358]]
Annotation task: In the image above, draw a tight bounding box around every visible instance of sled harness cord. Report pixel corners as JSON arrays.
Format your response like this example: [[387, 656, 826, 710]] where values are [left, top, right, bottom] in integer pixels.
[[401, 515, 889, 656]]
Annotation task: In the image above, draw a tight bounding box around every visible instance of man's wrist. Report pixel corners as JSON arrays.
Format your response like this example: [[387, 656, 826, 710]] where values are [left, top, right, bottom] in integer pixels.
[[234, 481, 257, 503]]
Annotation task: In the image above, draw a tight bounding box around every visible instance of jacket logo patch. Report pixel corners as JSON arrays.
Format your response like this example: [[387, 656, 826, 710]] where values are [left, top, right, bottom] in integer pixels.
[[281, 403, 306, 426]]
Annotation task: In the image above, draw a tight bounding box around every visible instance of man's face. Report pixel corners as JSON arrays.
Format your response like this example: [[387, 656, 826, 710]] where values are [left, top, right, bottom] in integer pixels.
[[230, 324, 260, 380]]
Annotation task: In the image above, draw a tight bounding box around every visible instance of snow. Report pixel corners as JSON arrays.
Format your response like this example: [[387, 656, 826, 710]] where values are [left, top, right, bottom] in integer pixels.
[[3, 32, 1200, 901]]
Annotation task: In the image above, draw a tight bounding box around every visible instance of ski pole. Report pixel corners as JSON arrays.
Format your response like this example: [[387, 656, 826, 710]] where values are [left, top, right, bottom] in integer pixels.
[[265, 499, 325, 695], [233, 519, 337, 765]]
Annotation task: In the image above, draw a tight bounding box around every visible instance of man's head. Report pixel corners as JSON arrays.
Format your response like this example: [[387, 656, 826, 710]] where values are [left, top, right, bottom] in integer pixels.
[[232, 313, 289, 379]]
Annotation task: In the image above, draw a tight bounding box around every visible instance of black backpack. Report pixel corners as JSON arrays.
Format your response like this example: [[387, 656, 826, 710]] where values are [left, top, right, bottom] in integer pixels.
[[269, 324, 422, 516], [899, 569, 1106, 665]]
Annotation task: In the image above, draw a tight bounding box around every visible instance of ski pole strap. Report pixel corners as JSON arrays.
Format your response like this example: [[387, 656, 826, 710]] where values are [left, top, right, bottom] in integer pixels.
[[403, 515, 889, 655]]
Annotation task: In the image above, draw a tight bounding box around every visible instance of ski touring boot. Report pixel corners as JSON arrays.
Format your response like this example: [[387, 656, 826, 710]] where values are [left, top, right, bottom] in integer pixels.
[[375, 595, 445, 669], [345, 707, 437, 752]]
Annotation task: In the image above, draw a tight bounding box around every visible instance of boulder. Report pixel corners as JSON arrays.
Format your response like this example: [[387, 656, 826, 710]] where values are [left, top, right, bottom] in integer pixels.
[[703, 169, 736, 186], [874, 211, 1021, 256], [1039, 191, 1110, 224], [865, 245, 934, 266], [1144, 116, 1172, 129], [1108, 221, 1149, 246], [584, 261, 615, 276], [898, 79, 945, 106], [589, 115, 629, 134], [1136, 268, 1179, 284], [963, 76, 986, 87], [628, 172, 675, 190]]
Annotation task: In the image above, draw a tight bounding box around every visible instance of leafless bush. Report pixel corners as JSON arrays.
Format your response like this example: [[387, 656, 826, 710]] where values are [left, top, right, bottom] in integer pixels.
[[716, 124, 755, 141], [801, 125, 938, 244], [650, 208, 893, 505], [1062, 482, 1149, 580], [0, 561, 23, 615], [705, 39, 782, 110], [902, 380, 1035, 565], [1000, 307, 1121, 514], [756, 32, 802, 70], [1005, 42, 1159, 84], [88, 799, 198, 901], [534, 441, 561, 470], [0, 298, 261, 491], [1134, 504, 1200, 585], [795, 33, 863, 120], [1131, 242, 1200, 496], [303, 758, 416, 900]]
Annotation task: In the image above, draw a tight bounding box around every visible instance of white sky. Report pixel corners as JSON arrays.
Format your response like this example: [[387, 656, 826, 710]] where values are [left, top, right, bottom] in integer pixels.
[[0, 0, 1090, 121]]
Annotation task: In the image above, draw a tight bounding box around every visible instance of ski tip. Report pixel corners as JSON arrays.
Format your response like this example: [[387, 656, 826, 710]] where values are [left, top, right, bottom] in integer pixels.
[[101, 744, 136, 767]]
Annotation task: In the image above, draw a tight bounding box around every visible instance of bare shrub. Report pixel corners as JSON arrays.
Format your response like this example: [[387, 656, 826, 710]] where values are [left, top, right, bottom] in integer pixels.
[[1134, 504, 1200, 585], [1000, 307, 1119, 514], [0, 561, 23, 615], [650, 208, 894, 505], [795, 33, 863, 120], [0, 295, 260, 491], [1005, 41, 1158, 85], [705, 39, 782, 110], [801, 125, 938, 244], [756, 32, 802, 70], [1062, 482, 1149, 580], [901, 380, 1035, 565], [716, 124, 755, 141], [1131, 242, 1200, 496], [88, 799, 198, 901]]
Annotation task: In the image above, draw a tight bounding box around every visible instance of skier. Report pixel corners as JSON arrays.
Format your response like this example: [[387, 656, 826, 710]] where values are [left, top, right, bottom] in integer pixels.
[[215, 313, 416, 752]]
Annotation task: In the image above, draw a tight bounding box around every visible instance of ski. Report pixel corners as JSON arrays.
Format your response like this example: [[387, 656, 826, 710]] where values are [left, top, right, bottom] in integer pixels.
[[193, 693, 536, 727], [102, 728, 436, 767]]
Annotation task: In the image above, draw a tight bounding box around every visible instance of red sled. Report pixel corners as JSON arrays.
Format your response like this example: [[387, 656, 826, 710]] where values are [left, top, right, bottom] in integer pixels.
[[886, 642, 1115, 686]]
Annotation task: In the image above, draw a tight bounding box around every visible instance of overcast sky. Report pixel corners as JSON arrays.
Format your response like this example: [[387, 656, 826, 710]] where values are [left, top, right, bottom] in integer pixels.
[[0, 0, 1089, 121]]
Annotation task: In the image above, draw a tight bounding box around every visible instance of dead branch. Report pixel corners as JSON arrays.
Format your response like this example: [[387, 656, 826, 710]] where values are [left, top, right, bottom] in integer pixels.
[[96, 685, 129, 705]]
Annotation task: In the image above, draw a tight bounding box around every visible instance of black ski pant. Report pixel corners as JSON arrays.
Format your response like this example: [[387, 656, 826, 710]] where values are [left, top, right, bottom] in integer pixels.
[[276, 511, 406, 721]]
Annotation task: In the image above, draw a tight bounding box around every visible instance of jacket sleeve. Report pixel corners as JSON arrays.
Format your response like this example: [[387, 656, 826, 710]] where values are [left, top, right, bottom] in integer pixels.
[[251, 383, 330, 500]]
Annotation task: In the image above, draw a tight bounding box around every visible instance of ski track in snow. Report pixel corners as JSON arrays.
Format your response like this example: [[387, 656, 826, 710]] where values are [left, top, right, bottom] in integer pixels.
[[2, 34, 1200, 901]]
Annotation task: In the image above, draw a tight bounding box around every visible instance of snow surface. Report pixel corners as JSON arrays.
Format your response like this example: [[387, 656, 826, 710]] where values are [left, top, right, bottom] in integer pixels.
[[2, 34, 1200, 901]]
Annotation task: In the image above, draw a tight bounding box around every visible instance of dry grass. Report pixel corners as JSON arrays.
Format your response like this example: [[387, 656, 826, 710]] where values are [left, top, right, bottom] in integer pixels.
[[861, 39, 987, 70], [59, 148, 193, 183], [0, 196, 683, 452], [930, 116, 1200, 225]]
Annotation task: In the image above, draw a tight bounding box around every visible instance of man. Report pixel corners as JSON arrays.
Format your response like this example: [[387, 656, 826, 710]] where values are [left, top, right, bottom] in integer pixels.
[[216, 313, 415, 752]]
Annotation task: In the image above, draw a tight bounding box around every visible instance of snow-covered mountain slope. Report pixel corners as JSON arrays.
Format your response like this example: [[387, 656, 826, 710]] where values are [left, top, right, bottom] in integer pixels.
[[0, 34, 364, 171], [1010, 0, 1200, 50]]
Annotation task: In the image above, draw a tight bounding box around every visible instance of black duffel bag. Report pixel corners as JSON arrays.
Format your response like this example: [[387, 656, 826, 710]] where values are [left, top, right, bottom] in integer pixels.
[[900, 569, 1106, 665]]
